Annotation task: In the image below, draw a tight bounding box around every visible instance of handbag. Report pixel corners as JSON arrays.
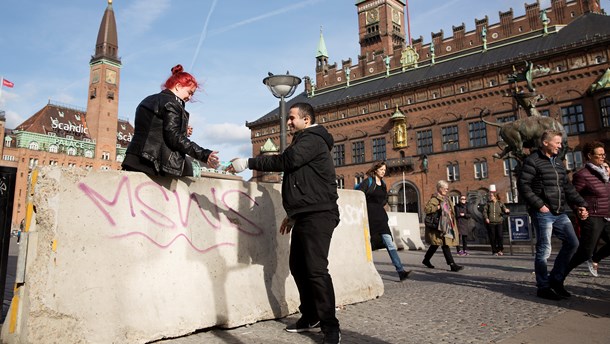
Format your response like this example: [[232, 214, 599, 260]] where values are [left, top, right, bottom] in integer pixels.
[[424, 210, 441, 229]]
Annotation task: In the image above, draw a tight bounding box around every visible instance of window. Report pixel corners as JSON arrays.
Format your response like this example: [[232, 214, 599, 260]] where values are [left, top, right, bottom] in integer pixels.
[[441, 125, 459, 151], [4, 136, 11, 148], [68, 163, 76, 168], [352, 141, 365, 164], [468, 121, 487, 147], [416, 129, 433, 155], [447, 162, 460, 181], [355, 174, 364, 187], [102, 151, 111, 160], [474, 160, 488, 180], [449, 192, 460, 206], [503, 158, 518, 176], [506, 190, 517, 203], [67, 147, 77, 156], [540, 109, 550, 117], [601, 97, 610, 128], [561, 105, 585, 134], [28, 158, 38, 169], [336, 176, 345, 189], [84, 150, 94, 158], [565, 151, 583, 171], [116, 154, 124, 163], [372, 138, 386, 161], [29, 141, 39, 150], [49, 144, 59, 153], [333, 144, 345, 166]]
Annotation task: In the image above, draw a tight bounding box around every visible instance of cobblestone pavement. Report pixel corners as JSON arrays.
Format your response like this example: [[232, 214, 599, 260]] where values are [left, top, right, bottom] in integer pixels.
[[154, 248, 610, 344]]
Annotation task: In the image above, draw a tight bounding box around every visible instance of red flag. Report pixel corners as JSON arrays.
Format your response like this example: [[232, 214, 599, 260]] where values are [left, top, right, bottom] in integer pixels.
[[2, 79, 14, 88]]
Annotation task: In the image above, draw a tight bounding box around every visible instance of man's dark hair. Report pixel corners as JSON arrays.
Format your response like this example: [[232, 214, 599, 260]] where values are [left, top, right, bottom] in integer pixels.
[[582, 141, 605, 158], [290, 102, 316, 124]]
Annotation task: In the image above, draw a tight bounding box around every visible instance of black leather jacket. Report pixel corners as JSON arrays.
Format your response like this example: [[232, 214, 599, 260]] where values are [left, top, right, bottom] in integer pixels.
[[247, 124, 339, 217], [123, 89, 212, 176]]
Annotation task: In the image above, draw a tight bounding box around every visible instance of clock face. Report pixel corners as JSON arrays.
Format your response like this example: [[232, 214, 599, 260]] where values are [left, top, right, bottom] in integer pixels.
[[366, 8, 379, 24], [91, 70, 100, 84], [392, 9, 401, 24], [105, 70, 117, 84]]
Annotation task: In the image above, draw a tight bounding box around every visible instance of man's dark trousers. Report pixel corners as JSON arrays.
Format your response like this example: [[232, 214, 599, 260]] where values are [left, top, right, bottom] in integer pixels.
[[289, 209, 340, 333]]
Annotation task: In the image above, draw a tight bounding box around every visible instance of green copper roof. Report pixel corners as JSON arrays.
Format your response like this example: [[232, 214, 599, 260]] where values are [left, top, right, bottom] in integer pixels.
[[390, 105, 405, 120], [316, 28, 328, 58], [260, 138, 279, 153]]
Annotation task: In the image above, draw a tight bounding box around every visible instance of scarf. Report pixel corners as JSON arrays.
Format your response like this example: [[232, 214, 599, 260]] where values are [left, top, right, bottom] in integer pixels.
[[587, 162, 609, 183], [438, 194, 456, 239]]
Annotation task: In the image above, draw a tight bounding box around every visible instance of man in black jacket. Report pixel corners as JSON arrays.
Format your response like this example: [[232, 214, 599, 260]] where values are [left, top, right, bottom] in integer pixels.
[[518, 129, 588, 301], [230, 102, 341, 344]]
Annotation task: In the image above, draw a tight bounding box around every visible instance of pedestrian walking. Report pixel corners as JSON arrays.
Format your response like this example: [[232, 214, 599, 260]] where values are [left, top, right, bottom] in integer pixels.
[[454, 194, 473, 256], [358, 161, 411, 281], [517, 129, 588, 300], [483, 192, 510, 256], [422, 180, 464, 272]]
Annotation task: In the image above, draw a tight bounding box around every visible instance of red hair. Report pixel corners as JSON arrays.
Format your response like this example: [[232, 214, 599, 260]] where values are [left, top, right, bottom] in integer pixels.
[[163, 64, 199, 91]]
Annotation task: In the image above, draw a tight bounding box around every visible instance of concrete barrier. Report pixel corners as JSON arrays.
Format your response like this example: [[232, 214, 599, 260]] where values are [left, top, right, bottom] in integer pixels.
[[1, 167, 383, 344], [387, 212, 425, 250]]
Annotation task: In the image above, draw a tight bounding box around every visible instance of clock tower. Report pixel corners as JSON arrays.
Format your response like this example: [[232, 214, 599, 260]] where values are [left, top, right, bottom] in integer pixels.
[[356, 0, 406, 57], [86, 0, 121, 168]]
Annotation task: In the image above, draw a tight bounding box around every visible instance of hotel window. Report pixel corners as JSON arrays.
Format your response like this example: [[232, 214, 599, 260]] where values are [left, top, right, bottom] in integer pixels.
[[116, 154, 124, 163], [28, 158, 38, 169], [468, 121, 487, 147], [67, 147, 77, 156], [561, 104, 585, 134], [84, 150, 94, 158], [441, 125, 459, 151], [372, 138, 386, 161], [352, 141, 365, 164], [474, 159, 488, 180], [29, 142, 39, 150], [565, 151, 583, 171], [416, 129, 433, 155], [447, 162, 460, 182], [102, 151, 111, 160], [49, 144, 59, 153], [333, 144, 345, 166], [601, 97, 610, 128]]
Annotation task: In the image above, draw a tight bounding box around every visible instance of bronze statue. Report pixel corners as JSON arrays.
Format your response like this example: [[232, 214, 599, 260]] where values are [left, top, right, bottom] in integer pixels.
[[480, 108, 567, 161]]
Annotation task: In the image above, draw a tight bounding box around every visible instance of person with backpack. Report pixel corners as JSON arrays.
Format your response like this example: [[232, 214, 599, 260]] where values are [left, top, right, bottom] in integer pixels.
[[357, 161, 411, 281]]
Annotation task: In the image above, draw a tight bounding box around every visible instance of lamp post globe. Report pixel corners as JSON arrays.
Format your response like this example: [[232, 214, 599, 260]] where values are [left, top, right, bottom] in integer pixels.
[[263, 73, 301, 152]]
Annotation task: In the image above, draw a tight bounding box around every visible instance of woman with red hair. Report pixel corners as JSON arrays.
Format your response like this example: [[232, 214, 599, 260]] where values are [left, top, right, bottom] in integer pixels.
[[122, 64, 220, 176]]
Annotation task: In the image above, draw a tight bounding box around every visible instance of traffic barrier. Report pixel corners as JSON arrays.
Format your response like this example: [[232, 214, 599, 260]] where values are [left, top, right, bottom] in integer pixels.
[[1, 167, 383, 344]]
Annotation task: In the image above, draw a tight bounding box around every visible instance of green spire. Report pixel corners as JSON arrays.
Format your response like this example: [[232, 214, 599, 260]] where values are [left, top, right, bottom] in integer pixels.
[[316, 26, 328, 58], [260, 138, 279, 153]]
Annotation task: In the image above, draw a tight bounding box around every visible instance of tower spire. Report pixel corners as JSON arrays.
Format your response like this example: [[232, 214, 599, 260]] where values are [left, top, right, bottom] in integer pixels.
[[91, 0, 120, 64], [316, 26, 328, 58]]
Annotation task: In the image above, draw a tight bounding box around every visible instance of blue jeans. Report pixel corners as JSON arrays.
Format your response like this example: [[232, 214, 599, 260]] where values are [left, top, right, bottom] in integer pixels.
[[381, 234, 405, 272], [530, 211, 579, 289]]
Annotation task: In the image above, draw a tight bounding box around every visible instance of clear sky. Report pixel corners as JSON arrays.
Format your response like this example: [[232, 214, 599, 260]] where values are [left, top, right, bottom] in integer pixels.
[[1, 0, 608, 171]]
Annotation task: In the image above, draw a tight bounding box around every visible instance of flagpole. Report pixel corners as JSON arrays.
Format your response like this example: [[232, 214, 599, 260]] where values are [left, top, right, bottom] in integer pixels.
[[402, 171, 407, 212]]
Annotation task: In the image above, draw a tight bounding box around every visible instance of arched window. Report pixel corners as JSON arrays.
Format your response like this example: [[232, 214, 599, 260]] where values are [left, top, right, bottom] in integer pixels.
[[29, 141, 39, 150], [67, 147, 77, 156], [49, 144, 59, 153]]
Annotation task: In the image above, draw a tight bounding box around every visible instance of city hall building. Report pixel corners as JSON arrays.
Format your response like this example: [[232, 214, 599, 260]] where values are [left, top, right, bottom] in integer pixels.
[[247, 0, 610, 225], [0, 1, 133, 229]]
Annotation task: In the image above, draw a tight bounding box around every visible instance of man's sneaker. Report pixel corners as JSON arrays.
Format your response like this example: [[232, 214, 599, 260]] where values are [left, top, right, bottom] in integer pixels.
[[550, 280, 571, 298], [322, 329, 341, 344], [537, 288, 562, 300], [398, 270, 411, 281], [550, 281, 571, 298], [285, 318, 321, 333], [587, 259, 599, 277], [457, 250, 466, 256]]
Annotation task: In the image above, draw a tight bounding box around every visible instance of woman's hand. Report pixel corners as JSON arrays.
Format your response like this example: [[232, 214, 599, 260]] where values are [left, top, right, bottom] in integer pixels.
[[206, 151, 220, 169]]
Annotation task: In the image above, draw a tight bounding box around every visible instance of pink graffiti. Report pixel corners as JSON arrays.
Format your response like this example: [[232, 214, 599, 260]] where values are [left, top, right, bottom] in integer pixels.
[[111, 231, 236, 253], [77, 176, 265, 252]]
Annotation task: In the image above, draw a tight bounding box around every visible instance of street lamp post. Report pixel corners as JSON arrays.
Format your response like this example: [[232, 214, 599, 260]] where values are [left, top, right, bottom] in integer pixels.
[[262, 73, 302, 152]]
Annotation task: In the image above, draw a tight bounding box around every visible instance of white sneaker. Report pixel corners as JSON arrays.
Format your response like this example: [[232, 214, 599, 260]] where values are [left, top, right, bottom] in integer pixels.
[[586, 259, 599, 277]]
